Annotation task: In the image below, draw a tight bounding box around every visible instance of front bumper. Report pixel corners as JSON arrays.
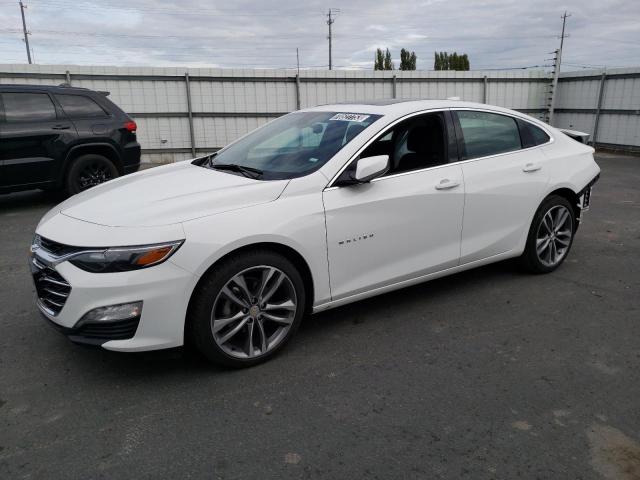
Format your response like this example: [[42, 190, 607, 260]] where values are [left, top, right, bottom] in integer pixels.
[[33, 254, 197, 352]]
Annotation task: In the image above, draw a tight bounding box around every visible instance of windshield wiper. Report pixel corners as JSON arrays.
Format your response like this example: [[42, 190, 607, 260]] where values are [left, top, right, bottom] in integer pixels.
[[210, 163, 263, 179]]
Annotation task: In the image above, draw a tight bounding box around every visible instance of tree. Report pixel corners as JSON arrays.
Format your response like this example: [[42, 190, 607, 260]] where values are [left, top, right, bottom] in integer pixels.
[[374, 48, 385, 70], [400, 48, 417, 70], [434, 51, 470, 70], [384, 48, 394, 70]]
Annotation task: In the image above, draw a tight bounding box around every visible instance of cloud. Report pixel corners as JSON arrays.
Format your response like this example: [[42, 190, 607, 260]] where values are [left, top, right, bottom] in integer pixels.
[[0, 0, 638, 70]]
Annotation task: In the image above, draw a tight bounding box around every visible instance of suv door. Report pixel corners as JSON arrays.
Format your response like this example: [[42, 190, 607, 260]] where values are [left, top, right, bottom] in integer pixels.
[[323, 111, 465, 301], [0, 90, 77, 189], [452, 109, 550, 264]]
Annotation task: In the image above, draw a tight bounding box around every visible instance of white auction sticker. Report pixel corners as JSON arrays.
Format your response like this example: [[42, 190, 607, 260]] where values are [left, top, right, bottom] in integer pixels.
[[329, 113, 370, 122]]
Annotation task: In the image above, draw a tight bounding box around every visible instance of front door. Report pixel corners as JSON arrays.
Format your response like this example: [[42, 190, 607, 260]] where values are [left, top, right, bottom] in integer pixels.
[[323, 111, 465, 301]]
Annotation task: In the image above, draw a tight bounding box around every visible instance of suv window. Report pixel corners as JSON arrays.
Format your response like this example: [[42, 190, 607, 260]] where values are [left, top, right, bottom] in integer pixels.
[[360, 112, 448, 175], [1, 92, 57, 123], [456, 110, 521, 160], [517, 118, 550, 148], [55, 94, 108, 118]]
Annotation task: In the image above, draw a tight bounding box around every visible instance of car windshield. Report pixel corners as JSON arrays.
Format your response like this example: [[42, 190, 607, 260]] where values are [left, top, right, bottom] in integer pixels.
[[206, 111, 382, 180]]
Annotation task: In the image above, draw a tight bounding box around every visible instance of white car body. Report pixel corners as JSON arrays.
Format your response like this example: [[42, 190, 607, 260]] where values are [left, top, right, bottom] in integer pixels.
[[33, 100, 600, 352]]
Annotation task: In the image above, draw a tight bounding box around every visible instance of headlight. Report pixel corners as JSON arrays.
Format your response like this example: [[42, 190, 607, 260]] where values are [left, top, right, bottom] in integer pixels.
[[69, 240, 183, 273]]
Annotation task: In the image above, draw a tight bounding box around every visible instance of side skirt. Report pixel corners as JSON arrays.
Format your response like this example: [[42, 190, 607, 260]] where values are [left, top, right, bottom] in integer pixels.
[[312, 249, 521, 314]]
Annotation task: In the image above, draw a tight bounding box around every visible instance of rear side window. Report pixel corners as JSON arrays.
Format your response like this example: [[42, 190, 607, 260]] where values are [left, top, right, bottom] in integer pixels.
[[55, 94, 108, 118], [1, 92, 57, 122], [456, 110, 521, 160], [517, 119, 550, 148]]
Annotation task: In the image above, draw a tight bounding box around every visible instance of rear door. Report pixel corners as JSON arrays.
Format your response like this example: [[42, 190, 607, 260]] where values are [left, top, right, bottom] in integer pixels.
[[453, 109, 551, 264], [0, 90, 77, 189], [53, 92, 112, 140]]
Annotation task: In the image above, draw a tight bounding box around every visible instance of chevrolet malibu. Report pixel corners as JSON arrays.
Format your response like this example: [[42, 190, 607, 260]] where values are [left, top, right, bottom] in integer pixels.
[[31, 100, 600, 367]]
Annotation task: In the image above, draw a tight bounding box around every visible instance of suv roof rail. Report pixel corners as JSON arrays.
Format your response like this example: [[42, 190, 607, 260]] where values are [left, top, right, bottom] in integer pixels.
[[55, 83, 110, 96]]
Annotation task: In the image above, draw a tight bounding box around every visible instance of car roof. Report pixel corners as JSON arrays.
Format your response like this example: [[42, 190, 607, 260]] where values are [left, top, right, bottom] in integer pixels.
[[302, 99, 527, 118]]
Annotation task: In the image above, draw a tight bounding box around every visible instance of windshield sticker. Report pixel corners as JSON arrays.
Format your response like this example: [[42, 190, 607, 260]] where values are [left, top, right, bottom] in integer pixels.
[[329, 113, 370, 122]]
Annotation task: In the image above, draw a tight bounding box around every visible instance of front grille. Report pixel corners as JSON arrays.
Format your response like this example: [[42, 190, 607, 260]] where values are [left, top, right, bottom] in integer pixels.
[[75, 317, 140, 341], [32, 258, 71, 316]]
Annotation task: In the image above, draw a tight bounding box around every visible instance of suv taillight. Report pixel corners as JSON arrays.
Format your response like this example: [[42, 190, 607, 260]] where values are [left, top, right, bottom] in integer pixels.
[[124, 120, 137, 132]]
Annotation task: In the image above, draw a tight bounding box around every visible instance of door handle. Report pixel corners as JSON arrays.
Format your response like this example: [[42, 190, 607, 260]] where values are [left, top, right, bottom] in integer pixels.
[[52, 124, 71, 130], [523, 163, 541, 172], [435, 179, 460, 190]]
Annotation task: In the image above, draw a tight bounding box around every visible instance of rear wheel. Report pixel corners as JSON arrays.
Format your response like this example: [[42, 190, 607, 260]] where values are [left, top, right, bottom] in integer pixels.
[[520, 195, 576, 273], [187, 250, 306, 368], [66, 154, 119, 195]]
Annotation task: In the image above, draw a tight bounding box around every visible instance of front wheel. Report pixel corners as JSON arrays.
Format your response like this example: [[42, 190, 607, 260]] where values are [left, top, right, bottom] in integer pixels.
[[520, 195, 576, 273], [187, 250, 306, 368]]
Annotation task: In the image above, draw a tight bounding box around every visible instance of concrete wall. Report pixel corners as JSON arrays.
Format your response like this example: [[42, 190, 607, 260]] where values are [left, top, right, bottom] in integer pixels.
[[1, 64, 638, 162]]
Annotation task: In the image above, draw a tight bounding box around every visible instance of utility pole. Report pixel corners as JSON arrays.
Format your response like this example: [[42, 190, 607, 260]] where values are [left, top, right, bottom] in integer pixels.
[[547, 11, 570, 125], [326, 9, 337, 70], [19, 1, 32, 64], [296, 47, 300, 76]]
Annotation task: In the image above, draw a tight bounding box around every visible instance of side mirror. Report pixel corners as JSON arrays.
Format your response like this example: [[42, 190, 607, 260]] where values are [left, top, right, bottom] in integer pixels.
[[354, 155, 389, 183]]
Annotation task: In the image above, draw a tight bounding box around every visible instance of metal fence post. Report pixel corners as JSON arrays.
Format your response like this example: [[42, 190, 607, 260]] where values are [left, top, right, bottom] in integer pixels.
[[483, 76, 488, 103], [392, 74, 397, 99], [592, 71, 607, 146], [65, 70, 71, 85], [184, 72, 196, 157], [295, 74, 301, 110]]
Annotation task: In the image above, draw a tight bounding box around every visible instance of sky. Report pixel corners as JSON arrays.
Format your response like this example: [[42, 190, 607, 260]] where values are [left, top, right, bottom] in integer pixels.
[[0, 0, 638, 71]]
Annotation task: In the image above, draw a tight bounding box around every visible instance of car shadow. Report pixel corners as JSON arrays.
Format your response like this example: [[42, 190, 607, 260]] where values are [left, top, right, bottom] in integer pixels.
[[301, 259, 525, 333], [0, 189, 62, 212], [58, 258, 525, 378]]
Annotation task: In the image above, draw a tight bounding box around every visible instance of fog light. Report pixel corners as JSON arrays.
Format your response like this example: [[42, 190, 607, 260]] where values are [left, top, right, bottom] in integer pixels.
[[80, 301, 143, 323]]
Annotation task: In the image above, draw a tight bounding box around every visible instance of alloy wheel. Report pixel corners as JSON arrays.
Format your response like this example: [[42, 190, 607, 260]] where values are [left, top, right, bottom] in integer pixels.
[[77, 162, 113, 191], [535, 205, 573, 267], [210, 265, 298, 359]]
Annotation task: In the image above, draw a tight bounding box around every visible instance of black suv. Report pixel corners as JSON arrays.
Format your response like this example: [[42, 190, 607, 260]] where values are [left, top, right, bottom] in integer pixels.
[[0, 84, 141, 195]]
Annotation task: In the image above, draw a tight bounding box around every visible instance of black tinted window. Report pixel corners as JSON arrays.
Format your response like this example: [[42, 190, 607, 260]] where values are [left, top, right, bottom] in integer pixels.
[[456, 111, 521, 160], [1, 92, 56, 122], [56, 94, 107, 118], [517, 119, 550, 148], [361, 112, 447, 175]]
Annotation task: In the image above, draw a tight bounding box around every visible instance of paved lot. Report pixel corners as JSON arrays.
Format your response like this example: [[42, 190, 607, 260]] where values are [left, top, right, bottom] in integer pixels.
[[1, 153, 639, 479]]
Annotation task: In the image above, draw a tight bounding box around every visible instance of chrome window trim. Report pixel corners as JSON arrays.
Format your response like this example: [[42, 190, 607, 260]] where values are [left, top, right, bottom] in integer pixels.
[[325, 107, 555, 191]]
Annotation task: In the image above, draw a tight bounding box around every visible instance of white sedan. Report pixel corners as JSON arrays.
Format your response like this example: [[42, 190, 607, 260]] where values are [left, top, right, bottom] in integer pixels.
[[31, 100, 600, 367]]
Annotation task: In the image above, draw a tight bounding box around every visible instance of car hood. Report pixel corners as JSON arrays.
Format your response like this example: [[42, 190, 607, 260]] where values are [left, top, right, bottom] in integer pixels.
[[59, 161, 289, 227]]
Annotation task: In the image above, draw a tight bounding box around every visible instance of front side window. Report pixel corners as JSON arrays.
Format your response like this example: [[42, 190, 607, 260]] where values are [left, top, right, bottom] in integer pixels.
[[55, 94, 107, 118], [360, 112, 448, 175], [208, 111, 382, 180], [456, 110, 521, 160], [1, 92, 57, 123]]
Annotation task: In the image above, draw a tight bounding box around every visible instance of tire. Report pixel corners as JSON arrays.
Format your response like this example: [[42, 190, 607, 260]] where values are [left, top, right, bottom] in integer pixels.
[[519, 195, 576, 273], [187, 250, 306, 368], [65, 154, 119, 196]]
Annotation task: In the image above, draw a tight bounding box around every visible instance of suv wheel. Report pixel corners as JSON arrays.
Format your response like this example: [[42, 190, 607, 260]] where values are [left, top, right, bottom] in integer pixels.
[[520, 195, 576, 273], [187, 250, 306, 368], [66, 154, 119, 195]]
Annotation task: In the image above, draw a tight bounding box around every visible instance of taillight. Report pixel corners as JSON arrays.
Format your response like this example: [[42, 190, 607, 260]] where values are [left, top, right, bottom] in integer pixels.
[[123, 120, 137, 132]]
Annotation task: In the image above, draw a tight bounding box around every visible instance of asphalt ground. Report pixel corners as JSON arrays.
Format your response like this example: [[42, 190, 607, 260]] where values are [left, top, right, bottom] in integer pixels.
[[1, 153, 639, 479]]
